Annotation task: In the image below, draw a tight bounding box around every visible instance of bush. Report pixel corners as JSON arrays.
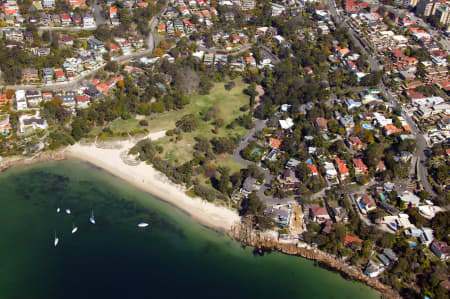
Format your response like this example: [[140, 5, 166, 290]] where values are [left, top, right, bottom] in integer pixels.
[[139, 120, 149, 126], [224, 81, 236, 91]]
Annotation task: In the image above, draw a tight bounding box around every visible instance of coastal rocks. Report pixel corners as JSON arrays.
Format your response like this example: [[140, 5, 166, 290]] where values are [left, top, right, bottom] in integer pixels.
[[228, 223, 401, 299], [0, 151, 66, 172]]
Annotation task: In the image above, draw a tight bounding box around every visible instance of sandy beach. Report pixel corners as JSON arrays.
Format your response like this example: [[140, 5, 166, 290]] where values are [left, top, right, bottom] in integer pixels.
[[65, 132, 240, 232]]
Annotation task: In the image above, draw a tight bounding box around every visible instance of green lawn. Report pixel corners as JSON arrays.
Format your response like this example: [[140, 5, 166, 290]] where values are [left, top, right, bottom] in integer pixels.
[[153, 80, 250, 167]]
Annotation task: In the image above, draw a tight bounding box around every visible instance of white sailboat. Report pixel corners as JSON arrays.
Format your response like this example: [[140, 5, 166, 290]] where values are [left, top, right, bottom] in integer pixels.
[[89, 210, 96, 224], [71, 224, 78, 234], [54, 232, 59, 247], [65, 208, 71, 215], [137, 222, 149, 228], [56, 208, 60, 213]]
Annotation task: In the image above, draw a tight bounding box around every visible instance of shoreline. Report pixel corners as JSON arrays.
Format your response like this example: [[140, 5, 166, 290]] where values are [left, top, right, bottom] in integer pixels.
[[1, 137, 395, 297], [229, 222, 400, 299]]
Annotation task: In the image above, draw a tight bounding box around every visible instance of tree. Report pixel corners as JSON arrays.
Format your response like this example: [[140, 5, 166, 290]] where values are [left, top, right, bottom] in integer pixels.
[[241, 192, 265, 216], [211, 137, 235, 154], [176, 114, 200, 132]]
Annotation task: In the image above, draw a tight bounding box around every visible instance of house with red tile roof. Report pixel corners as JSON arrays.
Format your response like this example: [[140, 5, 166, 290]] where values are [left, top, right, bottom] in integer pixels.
[[346, 136, 366, 150], [352, 158, 368, 175], [383, 124, 402, 136], [157, 23, 166, 34], [344, 235, 363, 247], [96, 83, 109, 94], [269, 137, 281, 149], [307, 164, 319, 176], [309, 207, 331, 224], [137, 1, 148, 7], [335, 158, 349, 180]]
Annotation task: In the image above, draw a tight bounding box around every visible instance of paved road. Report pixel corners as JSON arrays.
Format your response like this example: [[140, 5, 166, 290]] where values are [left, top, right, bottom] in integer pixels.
[[93, 1, 107, 26], [231, 119, 282, 204], [0, 25, 97, 31]]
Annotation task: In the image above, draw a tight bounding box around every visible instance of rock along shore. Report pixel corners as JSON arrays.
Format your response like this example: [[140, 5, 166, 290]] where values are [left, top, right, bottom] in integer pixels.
[[227, 222, 401, 299]]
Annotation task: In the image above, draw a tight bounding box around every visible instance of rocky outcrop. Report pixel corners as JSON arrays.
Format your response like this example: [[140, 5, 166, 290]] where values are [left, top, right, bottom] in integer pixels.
[[0, 151, 66, 172], [228, 222, 401, 299]]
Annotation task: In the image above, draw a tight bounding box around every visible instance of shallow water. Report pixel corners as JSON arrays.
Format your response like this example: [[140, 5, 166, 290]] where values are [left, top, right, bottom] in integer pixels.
[[0, 160, 379, 299]]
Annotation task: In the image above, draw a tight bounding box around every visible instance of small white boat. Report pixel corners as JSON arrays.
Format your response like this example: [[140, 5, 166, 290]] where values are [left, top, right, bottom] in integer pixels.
[[54, 232, 59, 247], [89, 210, 95, 224], [137, 222, 149, 228], [65, 209, 71, 215], [71, 224, 78, 234], [56, 208, 60, 213]]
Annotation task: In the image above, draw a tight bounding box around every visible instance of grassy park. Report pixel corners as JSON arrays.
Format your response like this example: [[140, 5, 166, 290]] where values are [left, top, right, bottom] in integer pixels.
[[153, 80, 250, 167]]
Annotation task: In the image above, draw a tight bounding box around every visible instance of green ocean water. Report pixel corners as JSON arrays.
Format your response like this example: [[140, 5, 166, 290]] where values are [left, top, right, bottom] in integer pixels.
[[0, 160, 379, 299]]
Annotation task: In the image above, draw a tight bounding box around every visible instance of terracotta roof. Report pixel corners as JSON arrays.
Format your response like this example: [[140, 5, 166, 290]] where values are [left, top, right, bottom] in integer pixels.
[[269, 137, 281, 148], [344, 235, 363, 246]]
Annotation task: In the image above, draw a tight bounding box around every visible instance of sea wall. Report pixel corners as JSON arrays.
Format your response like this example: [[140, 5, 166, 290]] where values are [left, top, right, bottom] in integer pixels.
[[0, 151, 66, 172], [228, 222, 401, 299]]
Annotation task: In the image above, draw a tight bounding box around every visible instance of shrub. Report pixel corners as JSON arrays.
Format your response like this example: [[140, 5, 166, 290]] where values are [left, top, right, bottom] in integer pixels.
[[139, 120, 149, 126]]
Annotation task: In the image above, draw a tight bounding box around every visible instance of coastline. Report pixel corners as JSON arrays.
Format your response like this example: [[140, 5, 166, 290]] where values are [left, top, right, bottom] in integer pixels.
[[1, 137, 395, 297], [229, 222, 400, 299], [0, 133, 240, 232]]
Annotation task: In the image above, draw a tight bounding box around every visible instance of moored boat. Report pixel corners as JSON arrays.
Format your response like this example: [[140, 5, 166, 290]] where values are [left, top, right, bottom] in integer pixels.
[[54, 232, 59, 247], [65, 209, 71, 215], [137, 222, 149, 228], [89, 210, 95, 224], [71, 224, 78, 234]]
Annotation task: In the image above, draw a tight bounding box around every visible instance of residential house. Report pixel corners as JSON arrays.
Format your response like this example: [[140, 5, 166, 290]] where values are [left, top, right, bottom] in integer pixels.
[[25, 90, 42, 107], [54, 68, 66, 82], [339, 114, 355, 131], [42, 67, 54, 83], [59, 36, 74, 47], [264, 206, 291, 228], [352, 158, 368, 175], [335, 158, 349, 180], [331, 207, 349, 223], [24, 31, 33, 43], [42, 0, 55, 8], [19, 115, 48, 134], [431, 241, 450, 260], [344, 235, 363, 247], [399, 191, 420, 207], [0, 94, 10, 106], [157, 23, 166, 34], [183, 20, 195, 33], [71, 14, 81, 26], [35, 47, 51, 56], [383, 124, 402, 136], [309, 207, 331, 224], [357, 194, 376, 214], [76, 95, 89, 108], [15, 90, 27, 111], [347, 136, 366, 150], [60, 14, 72, 26], [307, 164, 319, 176], [324, 162, 338, 181], [4, 29, 23, 42], [240, 176, 257, 197], [82, 14, 95, 27], [0, 114, 11, 135], [87, 38, 104, 50], [269, 137, 281, 149], [315, 117, 328, 130], [173, 20, 184, 32], [21, 68, 39, 84]]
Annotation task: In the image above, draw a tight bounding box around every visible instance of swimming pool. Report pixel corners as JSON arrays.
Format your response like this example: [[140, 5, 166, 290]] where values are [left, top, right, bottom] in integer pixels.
[[362, 124, 374, 130]]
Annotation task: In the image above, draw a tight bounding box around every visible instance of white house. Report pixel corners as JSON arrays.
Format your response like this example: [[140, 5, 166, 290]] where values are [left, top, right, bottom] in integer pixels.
[[15, 90, 27, 111]]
